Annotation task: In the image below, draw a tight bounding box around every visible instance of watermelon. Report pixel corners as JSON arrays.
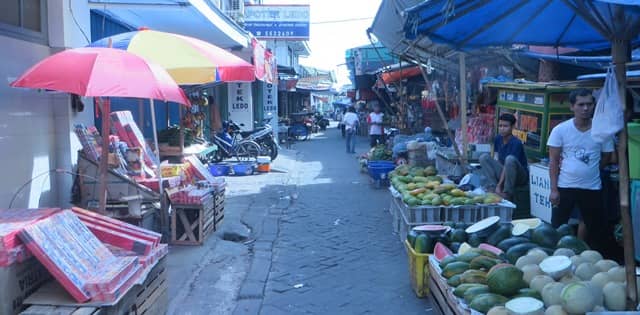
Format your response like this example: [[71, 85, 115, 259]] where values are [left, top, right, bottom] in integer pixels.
[[414, 234, 434, 254], [407, 229, 419, 247], [556, 235, 589, 254], [434, 242, 453, 261], [449, 242, 461, 253], [466, 216, 501, 237], [556, 224, 574, 237], [467, 233, 484, 247], [505, 243, 538, 264], [487, 266, 526, 296], [449, 228, 468, 243], [531, 224, 560, 248], [496, 237, 530, 252], [486, 225, 512, 246], [505, 297, 544, 315]]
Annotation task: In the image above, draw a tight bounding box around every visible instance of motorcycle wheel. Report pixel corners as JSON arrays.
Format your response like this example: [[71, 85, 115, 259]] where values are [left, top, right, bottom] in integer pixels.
[[265, 141, 278, 161], [236, 142, 260, 161], [213, 148, 224, 163]]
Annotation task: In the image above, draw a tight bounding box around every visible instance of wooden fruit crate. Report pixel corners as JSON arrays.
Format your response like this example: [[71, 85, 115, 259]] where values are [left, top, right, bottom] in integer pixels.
[[213, 189, 225, 231], [132, 257, 167, 315], [428, 256, 469, 315], [171, 196, 215, 245]]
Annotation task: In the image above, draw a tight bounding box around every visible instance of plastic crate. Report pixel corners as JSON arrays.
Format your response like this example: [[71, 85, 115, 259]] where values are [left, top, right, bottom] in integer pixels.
[[208, 163, 230, 177], [404, 240, 430, 298], [632, 180, 640, 262], [367, 160, 395, 180], [629, 123, 640, 179]]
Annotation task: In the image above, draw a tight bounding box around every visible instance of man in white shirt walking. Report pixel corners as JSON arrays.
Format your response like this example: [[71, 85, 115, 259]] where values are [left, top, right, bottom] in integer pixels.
[[367, 105, 384, 147], [342, 107, 359, 153], [547, 88, 613, 254]]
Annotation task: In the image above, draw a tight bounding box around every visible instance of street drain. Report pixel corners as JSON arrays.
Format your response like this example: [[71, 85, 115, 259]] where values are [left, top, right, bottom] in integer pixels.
[[222, 232, 249, 243]]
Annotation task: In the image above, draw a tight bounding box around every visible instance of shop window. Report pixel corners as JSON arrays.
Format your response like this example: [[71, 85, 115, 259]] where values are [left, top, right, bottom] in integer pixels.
[[0, 0, 47, 44]]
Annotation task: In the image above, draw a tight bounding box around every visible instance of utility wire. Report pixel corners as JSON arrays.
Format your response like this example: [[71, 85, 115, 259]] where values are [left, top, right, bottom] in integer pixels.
[[311, 17, 374, 24]]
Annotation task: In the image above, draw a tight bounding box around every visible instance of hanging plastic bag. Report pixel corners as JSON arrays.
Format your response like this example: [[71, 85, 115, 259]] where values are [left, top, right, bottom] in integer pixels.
[[592, 67, 624, 143]]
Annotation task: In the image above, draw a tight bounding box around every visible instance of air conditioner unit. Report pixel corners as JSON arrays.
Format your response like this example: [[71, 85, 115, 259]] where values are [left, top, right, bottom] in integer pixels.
[[225, 0, 244, 23]]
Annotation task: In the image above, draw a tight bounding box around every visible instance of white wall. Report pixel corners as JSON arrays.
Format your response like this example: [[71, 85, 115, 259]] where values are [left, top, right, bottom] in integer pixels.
[[0, 1, 93, 209]]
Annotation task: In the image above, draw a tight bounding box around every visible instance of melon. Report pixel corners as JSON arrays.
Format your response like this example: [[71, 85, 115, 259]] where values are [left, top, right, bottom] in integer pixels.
[[574, 262, 599, 281], [569, 255, 585, 267], [560, 274, 578, 284], [512, 222, 532, 238], [561, 282, 597, 314], [603, 282, 626, 310], [580, 250, 603, 263], [594, 259, 618, 272], [516, 255, 540, 270], [530, 275, 554, 293], [541, 282, 565, 307], [539, 256, 572, 280], [505, 297, 544, 315], [522, 264, 543, 284], [544, 305, 567, 315], [588, 281, 604, 307], [434, 242, 453, 261], [607, 266, 626, 282], [556, 235, 589, 254], [590, 272, 611, 289], [458, 242, 472, 254], [552, 248, 575, 257], [527, 248, 549, 262], [487, 306, 509, 315], [479, 243, 504, 256]]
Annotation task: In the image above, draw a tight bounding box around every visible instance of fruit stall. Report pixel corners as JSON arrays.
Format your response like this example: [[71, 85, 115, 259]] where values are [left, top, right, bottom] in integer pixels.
[[403, 215, 633, 315]]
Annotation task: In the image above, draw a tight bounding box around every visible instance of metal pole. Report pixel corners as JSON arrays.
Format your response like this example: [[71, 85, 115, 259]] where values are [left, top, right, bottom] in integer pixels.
[[459, 53, 468, 164], [97, 98, 110, 214], [612, 38, 638, 310], [419, 65, 466, 169], [150, 99, 169, 240]]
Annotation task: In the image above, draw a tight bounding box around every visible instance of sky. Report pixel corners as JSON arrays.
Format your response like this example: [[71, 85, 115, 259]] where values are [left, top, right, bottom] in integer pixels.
[[263, 0, 384, 86]]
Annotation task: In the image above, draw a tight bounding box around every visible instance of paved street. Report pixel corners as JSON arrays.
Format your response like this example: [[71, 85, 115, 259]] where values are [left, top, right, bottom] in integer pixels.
[[168, 124, 431, 315]]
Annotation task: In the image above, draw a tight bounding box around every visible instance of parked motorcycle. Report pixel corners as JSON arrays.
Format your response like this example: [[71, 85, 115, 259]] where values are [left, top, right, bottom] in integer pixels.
[[314, 113, 329, 131], [209, 121, 262, 162], [238, 115, 279, 161]]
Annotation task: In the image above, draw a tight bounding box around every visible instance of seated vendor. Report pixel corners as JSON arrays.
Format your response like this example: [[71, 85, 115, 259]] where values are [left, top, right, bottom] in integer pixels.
[[479, 113, 528, 200]]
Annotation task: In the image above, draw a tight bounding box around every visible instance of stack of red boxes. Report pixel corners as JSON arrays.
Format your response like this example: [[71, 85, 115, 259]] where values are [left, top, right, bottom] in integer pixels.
[[0, 208, 60, 266]]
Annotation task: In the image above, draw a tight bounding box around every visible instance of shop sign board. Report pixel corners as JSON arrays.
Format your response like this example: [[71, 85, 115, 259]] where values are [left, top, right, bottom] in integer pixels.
[[529, 163, 552, 223], [244, 5, 310, 40], [262, 81, 278, 142], [228, 83, 253, 131]]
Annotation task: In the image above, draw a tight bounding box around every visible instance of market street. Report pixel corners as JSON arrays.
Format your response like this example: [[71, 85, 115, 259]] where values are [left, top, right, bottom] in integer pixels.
[[167, 124, 431, 315]]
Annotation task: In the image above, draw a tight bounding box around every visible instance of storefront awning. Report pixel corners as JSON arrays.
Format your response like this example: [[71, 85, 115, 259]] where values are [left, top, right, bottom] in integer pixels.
[[89, 0, 250, 49]]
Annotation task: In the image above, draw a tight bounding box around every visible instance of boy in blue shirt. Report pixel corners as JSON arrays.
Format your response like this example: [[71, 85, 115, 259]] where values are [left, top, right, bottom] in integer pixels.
[[479, 113, 529, 200]]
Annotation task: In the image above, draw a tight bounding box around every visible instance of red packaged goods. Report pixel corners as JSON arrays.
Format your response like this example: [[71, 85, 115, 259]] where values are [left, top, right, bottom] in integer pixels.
[[0, 244, 32, 267], [185, 155, 217, 184], [81, 221, 153, 256], [0, 208, 60, 250], [91, 264, 143, 302], [18, 210, 142, 303], [85, 256, 138, 295], [71, 207, 161, 246]]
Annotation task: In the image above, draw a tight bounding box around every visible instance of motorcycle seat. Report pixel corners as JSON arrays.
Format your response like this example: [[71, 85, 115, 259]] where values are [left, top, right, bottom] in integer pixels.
[[240, 131, 252, 138]]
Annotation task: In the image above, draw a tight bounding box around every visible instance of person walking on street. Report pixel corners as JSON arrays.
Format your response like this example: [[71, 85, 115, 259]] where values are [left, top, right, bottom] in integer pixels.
[[479, 113, 529, 200], [368, 105, 384, 147], [547, 88, 614, 255], [342, 107, 359, 153]]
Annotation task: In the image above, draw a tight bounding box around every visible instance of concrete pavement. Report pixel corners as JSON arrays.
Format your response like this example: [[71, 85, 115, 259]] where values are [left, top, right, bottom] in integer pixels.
[[167, 125, 432, 315]]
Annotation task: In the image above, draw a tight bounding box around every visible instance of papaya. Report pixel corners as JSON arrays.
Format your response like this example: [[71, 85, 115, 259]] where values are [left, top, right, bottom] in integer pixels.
[[456, 251, 483, 263], [470, 256, 501, 271], [470, 293, 509, 313], [453, 283, 485, 298], [447, 274, 462, 287], [409, 187, 427, 196], [438, 255, 458, 269], [465, 285, 490, 303], [442, 261, 470, 278], [487, 266, 527, 297], [460, 269, 488, 284]]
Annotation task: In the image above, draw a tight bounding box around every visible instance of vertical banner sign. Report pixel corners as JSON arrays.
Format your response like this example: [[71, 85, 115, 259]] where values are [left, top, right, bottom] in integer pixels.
[[228, 83, 253, 131], [263, 82, 279, 142], [529, 164, 552, 223]]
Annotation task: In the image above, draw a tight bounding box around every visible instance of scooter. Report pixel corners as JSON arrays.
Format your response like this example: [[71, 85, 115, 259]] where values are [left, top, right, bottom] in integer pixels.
[[238, 116, 279, 161], [314, 113, 329, 131], [208, 121, 262, 162]]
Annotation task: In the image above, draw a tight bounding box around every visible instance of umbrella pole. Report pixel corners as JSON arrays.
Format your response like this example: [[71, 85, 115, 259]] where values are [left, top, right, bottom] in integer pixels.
[[98, 98, 110, 214], [459, 53, 468, 165], [612, 39, 638, 309], [150, 99, 169, 240], [419, 65, 466, 169]]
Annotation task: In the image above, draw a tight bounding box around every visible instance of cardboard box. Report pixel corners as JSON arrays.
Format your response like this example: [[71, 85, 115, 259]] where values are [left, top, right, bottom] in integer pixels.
[[0, 257, 50, 315]]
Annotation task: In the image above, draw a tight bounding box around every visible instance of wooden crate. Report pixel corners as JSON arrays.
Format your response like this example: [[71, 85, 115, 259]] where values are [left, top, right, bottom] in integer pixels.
[[171, 194, 215, 245], [213, 189, 225, 231], [428, 257, 469, 315], [132, 258, 167, 315]]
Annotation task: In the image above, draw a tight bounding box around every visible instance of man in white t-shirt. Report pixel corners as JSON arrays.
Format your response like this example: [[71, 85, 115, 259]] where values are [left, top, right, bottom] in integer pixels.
[[342, 107, 359, 153], [367, 105, 384, 147], [547, 88, 614, 254]]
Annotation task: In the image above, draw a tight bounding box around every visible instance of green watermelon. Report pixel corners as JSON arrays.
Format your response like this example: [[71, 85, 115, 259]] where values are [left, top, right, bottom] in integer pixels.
[[487, 266, 527, 297], [486, 225, 512, 246], [449, 228, 468, 243], [407, 229, 419, 247], [556, 224, 574, 237], [556, 235, 589, 254], [531, 224, 560, 248], [505, 243, 538, 264], [414, 234, 434, 254], [468, 233, 484, 247], [496, 237, 530, 252]]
